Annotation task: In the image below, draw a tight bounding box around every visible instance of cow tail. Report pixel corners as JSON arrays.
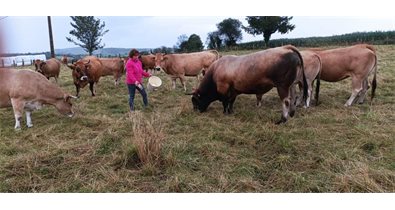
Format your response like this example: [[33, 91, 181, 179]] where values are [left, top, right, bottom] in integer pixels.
[[289, 47, 308, 106], [371, 53, 377, 101], [314, 54, 322, 106]]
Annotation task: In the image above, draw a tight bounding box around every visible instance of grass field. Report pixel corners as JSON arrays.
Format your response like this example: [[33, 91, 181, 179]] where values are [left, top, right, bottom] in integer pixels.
[[0, 45, 394, 192]]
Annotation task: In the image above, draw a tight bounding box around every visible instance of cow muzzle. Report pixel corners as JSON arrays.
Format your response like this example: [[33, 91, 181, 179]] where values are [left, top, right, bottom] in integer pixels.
[[155, 66, 161, 71]]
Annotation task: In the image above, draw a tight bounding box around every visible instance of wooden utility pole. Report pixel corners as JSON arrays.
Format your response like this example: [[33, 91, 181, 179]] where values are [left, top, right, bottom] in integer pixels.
[[47, 16, 55, 58]]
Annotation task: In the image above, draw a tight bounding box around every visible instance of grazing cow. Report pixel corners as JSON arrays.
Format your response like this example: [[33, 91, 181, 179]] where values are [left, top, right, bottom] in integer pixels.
[[34, 58, 61, 83], [0, 68, 76, 129], [191, 45, 307, 124], [61, 55, 68, 64], [312, 44, 377, 106], [155, 50, 220, 91], [67, 56, 124, 97]]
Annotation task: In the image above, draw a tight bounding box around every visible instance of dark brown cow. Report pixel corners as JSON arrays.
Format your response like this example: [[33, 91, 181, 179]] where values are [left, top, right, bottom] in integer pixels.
[[34, 58, 61, 83], [155, 50, 220, 91], [312, 44, 377, 106], [0, 68, 76, 129], [255, 50, 321, 108], [67, 56, 124, 97], [191, 45, 307, 124]]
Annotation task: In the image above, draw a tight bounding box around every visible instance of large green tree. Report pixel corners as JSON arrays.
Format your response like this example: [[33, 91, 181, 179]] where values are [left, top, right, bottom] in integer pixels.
[[206, 31, 222, 49], [217, 18, 243, 47], [185, 34, 204, 52], [66, 16, 109, 55], [243, 16, 295, 47], [175, 34, 204, 52]]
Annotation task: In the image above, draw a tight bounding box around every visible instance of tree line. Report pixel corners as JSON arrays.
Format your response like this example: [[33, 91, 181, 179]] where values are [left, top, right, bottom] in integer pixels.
[[37, 16, 395, 56]]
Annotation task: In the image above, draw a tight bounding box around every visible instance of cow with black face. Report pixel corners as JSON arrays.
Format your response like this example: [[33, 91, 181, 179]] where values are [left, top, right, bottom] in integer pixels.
[[191, 45, 308, 124]]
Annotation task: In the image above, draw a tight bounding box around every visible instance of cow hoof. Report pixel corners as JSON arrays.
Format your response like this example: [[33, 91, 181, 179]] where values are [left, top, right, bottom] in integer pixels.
[[275, 117, 287, 125], [27, 124, 33, 128], [290, 110, 295, 117], [14, 126, 21, 131]]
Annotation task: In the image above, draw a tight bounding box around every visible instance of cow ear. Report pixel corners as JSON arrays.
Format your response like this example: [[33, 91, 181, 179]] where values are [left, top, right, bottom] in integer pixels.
[[64, 94, 78, 102], [40, 62, 46, 67]]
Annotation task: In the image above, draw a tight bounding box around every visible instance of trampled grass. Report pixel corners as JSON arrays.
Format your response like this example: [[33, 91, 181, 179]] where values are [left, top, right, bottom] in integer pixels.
[[0, 45, 394, 192]]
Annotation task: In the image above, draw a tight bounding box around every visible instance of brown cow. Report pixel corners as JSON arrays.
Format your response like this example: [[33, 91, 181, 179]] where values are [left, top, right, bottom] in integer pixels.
[[67, 56, 124, 97], [61, 55, 68, 64], [0, 68, 76, 129], [34, 58, 61, 83], [155, 50, 220, 91], [139, 54, 157, 72], [255, 50, 321, 108], [312, 44, 377, 106], [191, 45, 307, 124]]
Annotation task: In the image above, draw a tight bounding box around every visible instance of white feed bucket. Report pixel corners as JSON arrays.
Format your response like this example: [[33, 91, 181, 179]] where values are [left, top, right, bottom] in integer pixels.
[[147, 76, 162, 92]]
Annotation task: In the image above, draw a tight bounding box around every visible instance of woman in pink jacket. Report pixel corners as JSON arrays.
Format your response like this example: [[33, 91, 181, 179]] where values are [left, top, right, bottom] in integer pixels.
[[125, 49, 151, 111]]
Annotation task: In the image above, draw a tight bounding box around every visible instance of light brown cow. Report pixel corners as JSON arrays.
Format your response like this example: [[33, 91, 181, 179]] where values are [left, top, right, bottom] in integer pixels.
[[155, 50, 220, 91], [296, 51, 322, 107], [312, 44, 377, 106], [67, 56, 124, 97], [191, 45, 308, 124], [34, 58, 61, 83], [139, 54, 156, 72], [61, 55, 68, 64], [0, 68, 76, 129]]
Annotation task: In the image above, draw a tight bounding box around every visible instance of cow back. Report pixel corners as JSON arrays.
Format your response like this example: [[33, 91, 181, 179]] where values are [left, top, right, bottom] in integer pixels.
[[0, 69, 65, 108], [314, 44, 376, 82]]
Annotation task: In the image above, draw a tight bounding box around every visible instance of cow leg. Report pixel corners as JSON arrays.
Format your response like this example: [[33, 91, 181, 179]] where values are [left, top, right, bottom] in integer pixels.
[[26, 111, 33, 128], [345, 76, 363, 106], [256, 94, 263, 107], [228, 95, 237, 114], [75, 84, 80, 98], [289, 84, 297, 117], [89, 82, 96, 96], [222, 98, 229, 114], [304, 80, 314, 108], [11, 99, 24, 130], [179, 76, 187, 92], [357, 78, 369, 104], [171, 78, 177, 90], [294, 82, 303, 107], [276, 86, 291, 124], [54, 76, 58, 83]]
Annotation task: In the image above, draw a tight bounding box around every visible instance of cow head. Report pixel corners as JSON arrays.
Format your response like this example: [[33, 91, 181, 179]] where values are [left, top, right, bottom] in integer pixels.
[[67, 60, 90, 88], [34, 59, 45, 73], [191, 90, 213, 112], [55, 94, 78, 117], [154, 53, 167, 71]]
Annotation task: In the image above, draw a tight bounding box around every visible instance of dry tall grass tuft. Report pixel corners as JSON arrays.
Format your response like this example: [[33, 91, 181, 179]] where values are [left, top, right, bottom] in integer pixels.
[[128, 112, 166, 167]]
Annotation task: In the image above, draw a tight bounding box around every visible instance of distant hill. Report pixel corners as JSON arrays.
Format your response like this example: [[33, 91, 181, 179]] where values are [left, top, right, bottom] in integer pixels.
[[55, 47, 153, 56]]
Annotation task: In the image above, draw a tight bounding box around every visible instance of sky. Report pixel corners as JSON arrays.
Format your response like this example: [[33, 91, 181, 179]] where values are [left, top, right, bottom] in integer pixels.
[[1, 16, 394, 54]]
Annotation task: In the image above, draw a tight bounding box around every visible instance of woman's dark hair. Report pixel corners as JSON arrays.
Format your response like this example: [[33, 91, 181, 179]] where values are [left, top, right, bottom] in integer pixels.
[[129, 49, 139, 58]]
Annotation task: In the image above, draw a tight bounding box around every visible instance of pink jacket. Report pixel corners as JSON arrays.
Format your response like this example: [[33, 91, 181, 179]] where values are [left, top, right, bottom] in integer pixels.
[[125, 58, 150, 85]]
